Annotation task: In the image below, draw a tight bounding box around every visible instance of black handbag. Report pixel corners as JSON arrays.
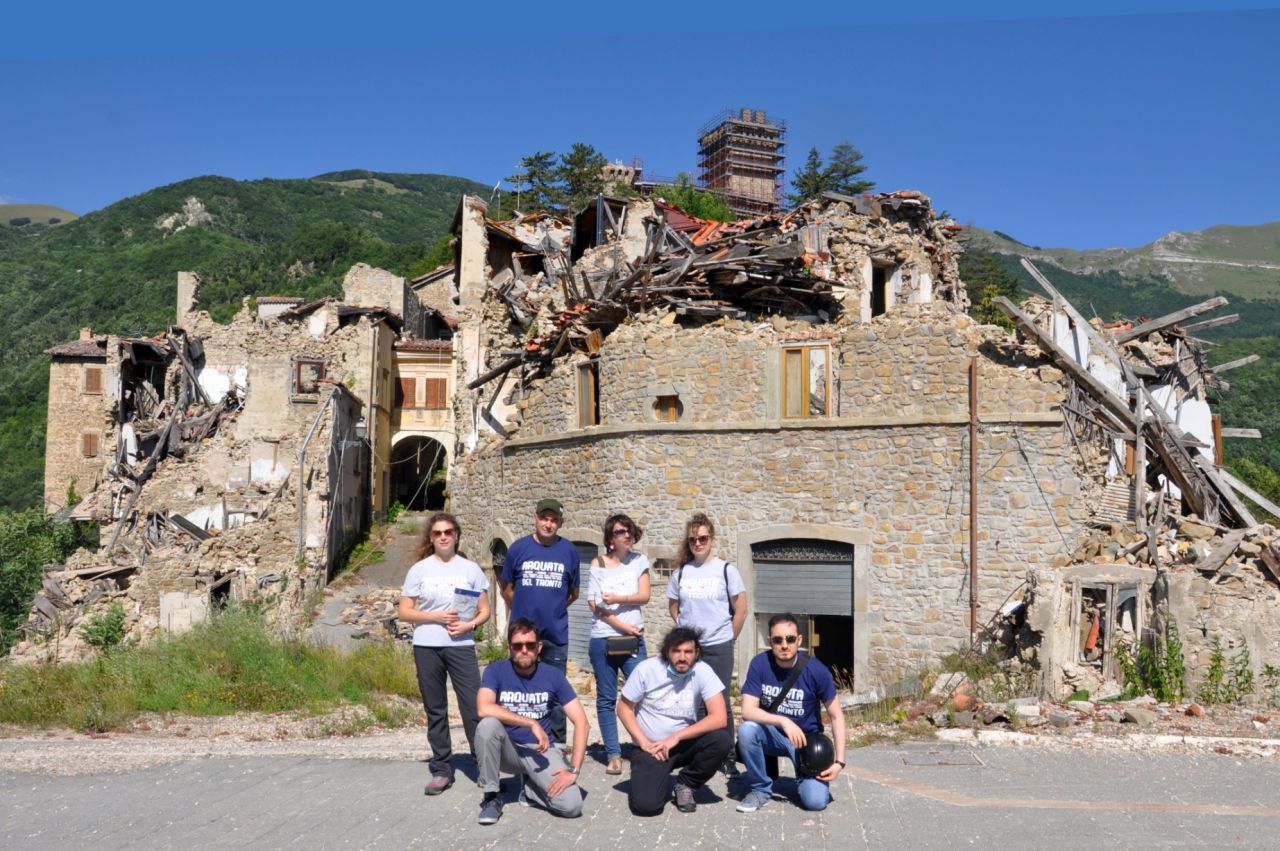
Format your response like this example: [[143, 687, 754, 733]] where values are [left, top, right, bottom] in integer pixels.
[[605, 635, 640, 656]]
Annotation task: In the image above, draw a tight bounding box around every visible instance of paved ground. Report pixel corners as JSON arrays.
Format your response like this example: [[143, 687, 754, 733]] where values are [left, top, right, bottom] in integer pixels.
[[3, 736, 1278, 849]]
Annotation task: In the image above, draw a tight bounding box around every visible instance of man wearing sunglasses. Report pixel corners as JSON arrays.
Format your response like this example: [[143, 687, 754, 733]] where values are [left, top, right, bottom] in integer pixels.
[[475, 618, 589, 825], [735, 613, 846, 813]]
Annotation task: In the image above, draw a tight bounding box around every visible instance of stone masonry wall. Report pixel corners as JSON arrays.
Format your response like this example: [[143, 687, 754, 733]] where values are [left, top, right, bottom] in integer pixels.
[[43, 358, 110, 510]]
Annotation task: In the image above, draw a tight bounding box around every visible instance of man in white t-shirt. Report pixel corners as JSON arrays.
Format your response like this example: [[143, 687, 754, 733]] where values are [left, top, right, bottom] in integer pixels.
[[617, 627, 733, 816]]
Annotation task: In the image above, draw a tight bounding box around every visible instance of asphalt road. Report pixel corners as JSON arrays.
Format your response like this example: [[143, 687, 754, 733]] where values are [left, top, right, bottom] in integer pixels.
[[3, 737, 1278, 849]]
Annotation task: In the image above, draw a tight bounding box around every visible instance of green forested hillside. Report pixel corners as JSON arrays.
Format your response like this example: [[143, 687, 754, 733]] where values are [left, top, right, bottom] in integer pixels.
[[0, 171, 485, 511]]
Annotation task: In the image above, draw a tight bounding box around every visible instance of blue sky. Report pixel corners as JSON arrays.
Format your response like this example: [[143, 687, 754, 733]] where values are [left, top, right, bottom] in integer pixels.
[[3, 2, 1278, 249]]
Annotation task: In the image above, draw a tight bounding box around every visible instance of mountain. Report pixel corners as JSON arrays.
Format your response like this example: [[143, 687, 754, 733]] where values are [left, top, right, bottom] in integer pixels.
[[969, 222, 1280, 301], [0, 170, 486, 511], [1, 204, 79, 228]]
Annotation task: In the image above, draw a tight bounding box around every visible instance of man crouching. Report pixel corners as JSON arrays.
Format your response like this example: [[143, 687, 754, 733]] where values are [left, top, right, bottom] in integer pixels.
[[617, 626, 732, 815], [475, 617, 589, 825]]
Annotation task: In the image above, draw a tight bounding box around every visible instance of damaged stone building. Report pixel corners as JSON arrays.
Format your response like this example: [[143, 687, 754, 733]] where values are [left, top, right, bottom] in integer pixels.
[[27, 264, 457, 659], [443, 189, 1278, 703]]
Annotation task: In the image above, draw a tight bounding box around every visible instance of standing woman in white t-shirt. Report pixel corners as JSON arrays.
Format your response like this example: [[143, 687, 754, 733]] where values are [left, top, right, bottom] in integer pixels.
[[666, 513, 747, 752], [587, 513, 651, 776], [397, 512, 491, 796]]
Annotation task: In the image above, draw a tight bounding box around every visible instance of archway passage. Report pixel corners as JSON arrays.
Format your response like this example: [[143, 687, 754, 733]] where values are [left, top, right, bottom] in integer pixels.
[[390, 436, 447, 510]]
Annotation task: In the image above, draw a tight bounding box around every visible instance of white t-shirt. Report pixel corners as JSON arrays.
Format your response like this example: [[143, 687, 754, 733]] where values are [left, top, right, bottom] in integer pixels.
[[665, 557, 746, 646], [621, 656, 724, 742], [400, 554, 490, 647], [587, 551, 650, 639]]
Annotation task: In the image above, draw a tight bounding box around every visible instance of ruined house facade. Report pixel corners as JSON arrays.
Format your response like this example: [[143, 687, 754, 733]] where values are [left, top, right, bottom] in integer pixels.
[[445, 191, 1102, 699], [30, 264, 456, 659]]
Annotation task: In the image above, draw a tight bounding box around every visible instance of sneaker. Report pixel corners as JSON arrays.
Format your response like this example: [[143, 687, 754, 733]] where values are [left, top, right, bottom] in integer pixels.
[[606, 756, 624, 775], [736, 790, 771, 813], [517, 783, 532, 807], [424, 773, 453, 796], [477, 793, 503, 825], [673, 781, 697, 813]]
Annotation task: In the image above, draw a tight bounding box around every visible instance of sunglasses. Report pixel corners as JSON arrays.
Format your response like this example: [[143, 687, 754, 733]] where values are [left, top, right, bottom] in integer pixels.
[[687, 535, 711, 545], [430, 528, 457, 538], [509, 641, 538, 652], [612, 528, 631, 538], [770, 635, 799, 646]]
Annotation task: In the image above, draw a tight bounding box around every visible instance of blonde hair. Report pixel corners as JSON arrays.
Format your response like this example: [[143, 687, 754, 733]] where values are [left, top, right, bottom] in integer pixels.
[[416, 512, 462, 560], [675, 512, 715, 566]]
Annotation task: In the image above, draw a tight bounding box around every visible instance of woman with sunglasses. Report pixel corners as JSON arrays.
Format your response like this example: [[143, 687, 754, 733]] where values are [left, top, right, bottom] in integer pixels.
[[666, 513, 747, 758], [398, 512, 491, 796], [587, 513, 651, 775]]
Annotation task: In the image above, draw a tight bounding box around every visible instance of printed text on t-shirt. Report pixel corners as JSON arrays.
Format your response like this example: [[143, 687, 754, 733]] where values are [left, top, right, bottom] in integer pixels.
[[500, 690, 550, 719], [760, 683, 806, 716], [520, 561, 567, 588]]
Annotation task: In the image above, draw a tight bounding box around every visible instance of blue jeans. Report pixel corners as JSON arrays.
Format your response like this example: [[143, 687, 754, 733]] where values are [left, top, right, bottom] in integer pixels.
[[738, 721, 832, 811], [588, 636, 647, 759], [539, 640, 569, 744]]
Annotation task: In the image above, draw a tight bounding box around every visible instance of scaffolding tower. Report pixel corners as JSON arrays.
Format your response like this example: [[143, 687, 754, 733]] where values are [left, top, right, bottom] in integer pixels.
[[696, 108, 787, 219]]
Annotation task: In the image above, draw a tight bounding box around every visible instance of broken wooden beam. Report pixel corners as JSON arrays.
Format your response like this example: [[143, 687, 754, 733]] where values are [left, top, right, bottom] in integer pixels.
[[466, 355, 523, 390], [1217, 467, 1280, 520], [1111, 296, 1229, 343], [1196, 529, 1247, 577], [993, 296, 1137, 431], [1210, 354, 1259, 374], [1260, 545, 1280, 586], [1181, 313, 1239, 333], [1220, 428, 1262, 439]]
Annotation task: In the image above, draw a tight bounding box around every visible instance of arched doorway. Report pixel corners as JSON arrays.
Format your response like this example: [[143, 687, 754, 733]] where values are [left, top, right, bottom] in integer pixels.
[[390, 436, 447, 510]]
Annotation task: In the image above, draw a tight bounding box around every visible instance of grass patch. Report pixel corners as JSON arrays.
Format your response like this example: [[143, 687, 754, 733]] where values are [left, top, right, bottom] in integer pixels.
[[0, 607, 418, 731]]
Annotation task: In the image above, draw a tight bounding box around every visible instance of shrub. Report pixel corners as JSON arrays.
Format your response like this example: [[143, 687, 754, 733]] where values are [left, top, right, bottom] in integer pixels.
[[79, 602, 127, 651]]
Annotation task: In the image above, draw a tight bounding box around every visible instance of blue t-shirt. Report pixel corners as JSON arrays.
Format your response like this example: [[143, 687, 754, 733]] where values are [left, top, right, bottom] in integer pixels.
[[501, 535, 581, 645], [481, 659, 579, 746], [741, 652, 837, 735]]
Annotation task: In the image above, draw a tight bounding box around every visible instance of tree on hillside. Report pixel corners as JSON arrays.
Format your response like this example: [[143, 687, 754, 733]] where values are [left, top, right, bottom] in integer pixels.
[[508, 151, 562, 213], [959, 248, 1020, 330], [786, 140, 875, 206], [557, 143, 609, 213], [654, 173, 734, 222]]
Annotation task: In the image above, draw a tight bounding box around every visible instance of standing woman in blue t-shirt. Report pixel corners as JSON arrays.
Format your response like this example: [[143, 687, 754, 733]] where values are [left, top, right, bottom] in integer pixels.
[[398, 512, 491, 796], [587, 513, 651, 776], [666, 513, 747, 755]]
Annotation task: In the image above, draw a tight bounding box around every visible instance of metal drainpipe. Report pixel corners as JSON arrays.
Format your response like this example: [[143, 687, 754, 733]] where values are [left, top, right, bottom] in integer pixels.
[[969, 357, 979, 645], [296, 388, 337, 559]]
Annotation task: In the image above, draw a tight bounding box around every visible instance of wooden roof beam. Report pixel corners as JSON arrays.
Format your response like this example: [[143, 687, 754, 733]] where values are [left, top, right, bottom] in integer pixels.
[[1112, 296, 1229, 343]]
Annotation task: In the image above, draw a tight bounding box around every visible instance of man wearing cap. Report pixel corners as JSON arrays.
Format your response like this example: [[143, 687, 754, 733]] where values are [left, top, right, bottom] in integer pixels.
[[500, 498, 581, 747], [735, 613, 846, 813]]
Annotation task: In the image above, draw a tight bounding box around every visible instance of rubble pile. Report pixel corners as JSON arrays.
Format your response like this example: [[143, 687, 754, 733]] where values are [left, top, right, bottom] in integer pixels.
[[469, 191, 966, 397]]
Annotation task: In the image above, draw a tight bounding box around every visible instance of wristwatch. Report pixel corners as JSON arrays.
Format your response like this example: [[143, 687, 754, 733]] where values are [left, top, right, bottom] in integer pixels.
[[568, 765, 579, 775], [834, 760, 846, 768]]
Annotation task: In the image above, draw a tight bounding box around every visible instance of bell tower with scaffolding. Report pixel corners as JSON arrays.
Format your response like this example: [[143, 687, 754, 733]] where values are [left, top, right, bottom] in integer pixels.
[[696, 108, 786, 219]]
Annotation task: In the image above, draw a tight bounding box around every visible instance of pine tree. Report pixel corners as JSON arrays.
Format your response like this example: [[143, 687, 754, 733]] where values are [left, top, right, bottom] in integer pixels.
[[557, 143, 609, 213], [787, 147, 828, 206], [825, 141, 874, 196]]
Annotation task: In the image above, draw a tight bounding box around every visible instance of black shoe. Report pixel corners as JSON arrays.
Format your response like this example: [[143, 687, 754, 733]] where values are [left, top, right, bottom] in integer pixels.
[[478, 793, 503, 825], [674, 781, 697, 813], [424, 773, 453, 796]]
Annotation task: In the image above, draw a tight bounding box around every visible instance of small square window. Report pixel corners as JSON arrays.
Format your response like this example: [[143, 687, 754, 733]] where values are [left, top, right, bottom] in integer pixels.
[[654, 395, 682, 422], [781, 346, 829, 418], [293, 360, 326, 395]]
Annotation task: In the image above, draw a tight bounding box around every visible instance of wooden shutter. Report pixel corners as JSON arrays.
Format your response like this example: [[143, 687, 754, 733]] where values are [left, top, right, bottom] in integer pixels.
[[83, 366, 103, 394], [81, 433, 99, 458], [395, 377, 416, 408], [425, 378, 448, 409]]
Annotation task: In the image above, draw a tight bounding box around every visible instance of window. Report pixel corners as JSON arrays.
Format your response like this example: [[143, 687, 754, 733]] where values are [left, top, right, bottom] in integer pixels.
[[781, 346, 829, 418], [654, 395, 682, 422], [83, 366, 103, 395], [425, 378, 448, 410], [577, 360, 600, 427], [81, 432, 99, 458], [293, 359, 326, 395], [395, 377, 416, 408], [871, 266, 890, 317]]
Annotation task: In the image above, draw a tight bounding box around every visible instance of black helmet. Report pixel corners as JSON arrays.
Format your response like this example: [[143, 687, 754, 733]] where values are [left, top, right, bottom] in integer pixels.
[[797, 733, 835, 775]]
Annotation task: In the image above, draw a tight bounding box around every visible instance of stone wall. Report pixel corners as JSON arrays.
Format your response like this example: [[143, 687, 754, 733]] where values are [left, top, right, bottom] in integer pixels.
[[43, 357, 109, 509], [449, 306, 1094, 694]]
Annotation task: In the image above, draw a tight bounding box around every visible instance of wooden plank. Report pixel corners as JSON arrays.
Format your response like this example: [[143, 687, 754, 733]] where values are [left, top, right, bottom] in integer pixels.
[[1182, 313, 1239, 333], [1194, 529, 1246, 576], [1260, 545, 1280, 586], [1211, 354, 1259, 374], [1194, 455, 1258, 527], [993, 296, 1137, 430], [1213, 414, 1223, 467], [1218, 467, 1280, 520], [1112, 296, 1229, 343], [1220, 428, 1262, 439]]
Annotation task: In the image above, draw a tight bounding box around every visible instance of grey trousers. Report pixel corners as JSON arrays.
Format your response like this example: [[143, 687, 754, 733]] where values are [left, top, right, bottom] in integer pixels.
[[699, 640, 736, 738], [475, 716, 583, 817], [413, 644, 482, 776]]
